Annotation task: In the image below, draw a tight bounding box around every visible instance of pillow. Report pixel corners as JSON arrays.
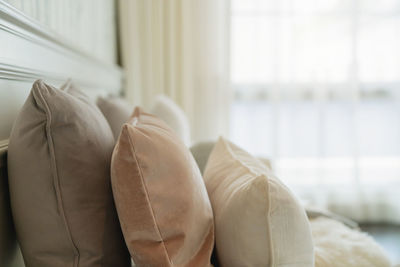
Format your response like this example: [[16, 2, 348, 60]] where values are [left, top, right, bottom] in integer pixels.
[[111, 107, 214, 266], [203, 137, 314, 267], [97, 96, 132, 138], [190, 141, 216, 175], [150, 95, 191, 146], [8, 80, 130, 267], [190, 141, 274, 175]]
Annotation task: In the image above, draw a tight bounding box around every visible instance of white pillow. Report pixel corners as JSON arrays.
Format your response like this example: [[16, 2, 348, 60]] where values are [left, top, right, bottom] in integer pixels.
[[150, 95, 191, 146], [203, 137, 314, 267], [97, 96, 133, 139]]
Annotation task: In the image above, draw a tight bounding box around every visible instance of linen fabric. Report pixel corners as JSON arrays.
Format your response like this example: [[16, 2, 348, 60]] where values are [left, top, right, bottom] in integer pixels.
[[203, 137, 314, 267], [111, 107, 214, 267], [7, 80, 130, 267], [119, 0, 230, 143], [97, 96, 133, 139], [190, 141, 272, 175]]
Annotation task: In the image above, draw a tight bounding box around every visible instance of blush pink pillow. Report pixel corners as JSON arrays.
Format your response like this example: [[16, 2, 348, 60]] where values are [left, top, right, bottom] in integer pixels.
[[111, 107, 214, 266]]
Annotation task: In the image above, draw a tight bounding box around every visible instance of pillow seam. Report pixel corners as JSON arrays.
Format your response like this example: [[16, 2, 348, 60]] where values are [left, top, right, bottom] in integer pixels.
[[33, 82, 80, 267], [125, 127, 173, 266], [219, 138, 275, 266]]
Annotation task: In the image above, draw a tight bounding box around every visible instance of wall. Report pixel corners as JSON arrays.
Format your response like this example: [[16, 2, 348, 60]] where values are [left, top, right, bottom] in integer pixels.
[[2, 0, 117, 64]]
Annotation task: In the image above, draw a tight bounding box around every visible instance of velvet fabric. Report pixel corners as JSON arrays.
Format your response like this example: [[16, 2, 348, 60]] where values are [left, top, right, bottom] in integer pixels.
[[111, 107, 214, 267], [96, 96, 133, 139], [150, 95, 191, 146], [7, 80, 130, 267]]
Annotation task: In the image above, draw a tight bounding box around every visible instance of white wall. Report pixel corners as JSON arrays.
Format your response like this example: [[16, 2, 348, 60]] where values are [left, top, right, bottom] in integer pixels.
[[3, 0, 117, 64]]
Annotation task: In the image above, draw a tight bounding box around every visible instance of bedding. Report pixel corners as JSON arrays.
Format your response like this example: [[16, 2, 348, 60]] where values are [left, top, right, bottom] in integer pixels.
[[191, 139, 394, 267], [190, 140, 272, 175], [111, 107, 214, 267], [306, 205, 359, 229], [311, 217, 392, 267], [7, 80, 130, 267], [97, 96, 133, 139], [151, 95, 191, 146], [190, 141, 216, 174], [203, 137, 314, 267]]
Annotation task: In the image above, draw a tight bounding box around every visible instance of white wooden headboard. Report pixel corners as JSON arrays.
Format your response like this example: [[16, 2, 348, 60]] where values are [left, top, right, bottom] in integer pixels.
[[0, 1, 123, 266]]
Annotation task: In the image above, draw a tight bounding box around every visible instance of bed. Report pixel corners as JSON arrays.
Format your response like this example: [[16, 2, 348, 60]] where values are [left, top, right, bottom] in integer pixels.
[[0, 1, 396, 267]]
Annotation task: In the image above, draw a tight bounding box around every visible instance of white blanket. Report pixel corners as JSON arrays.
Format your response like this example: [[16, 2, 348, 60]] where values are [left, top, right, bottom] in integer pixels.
[[310, 217, 392, 267]]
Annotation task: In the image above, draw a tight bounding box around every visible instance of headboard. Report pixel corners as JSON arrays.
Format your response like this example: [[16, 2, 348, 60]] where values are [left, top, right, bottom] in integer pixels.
[[0, 2, 123, 266]]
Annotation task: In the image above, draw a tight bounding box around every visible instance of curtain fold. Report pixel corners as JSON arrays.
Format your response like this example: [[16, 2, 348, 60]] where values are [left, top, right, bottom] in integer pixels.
[[118, 0, 231, 143]]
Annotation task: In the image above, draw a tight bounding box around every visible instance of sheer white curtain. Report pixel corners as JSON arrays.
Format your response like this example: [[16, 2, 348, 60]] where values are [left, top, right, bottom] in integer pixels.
[[230, 0, 400, 223], [118, 0, 231, 143]]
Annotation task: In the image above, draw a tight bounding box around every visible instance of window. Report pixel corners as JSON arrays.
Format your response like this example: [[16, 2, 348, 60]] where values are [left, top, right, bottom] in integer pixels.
[[230, 0, 400, 222]]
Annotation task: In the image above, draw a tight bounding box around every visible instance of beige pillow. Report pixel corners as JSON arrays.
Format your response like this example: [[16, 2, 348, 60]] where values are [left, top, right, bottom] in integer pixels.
[[203, 137, 314, 267], [151, 95, 191, 146], [8, 80, 130, 267], [111, 107, 214, 266], [97, 96, 133, 138], [190, 140, 272, 174]]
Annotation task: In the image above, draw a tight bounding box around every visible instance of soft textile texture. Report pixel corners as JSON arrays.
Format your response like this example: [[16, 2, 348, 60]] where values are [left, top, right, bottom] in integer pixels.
[[150, 95, 191, 146], [190, 141, 216, 175], [97, 96, 132, 138], [118, 0, 230, 143], [190, 140, 272, 175], [111, 107, 214, 267], [306, 206, 358, 229], [8, 80, 130, 267], [311, 217, 391, 267], [203, 137, 314, 267]]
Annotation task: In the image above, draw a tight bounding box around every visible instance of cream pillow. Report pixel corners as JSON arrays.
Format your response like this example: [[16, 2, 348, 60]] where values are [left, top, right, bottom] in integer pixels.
[[97, 96, 133, 139], [151, 95, 191, 146], [203, 137, 314, 267], [190, 140, 272, 175]]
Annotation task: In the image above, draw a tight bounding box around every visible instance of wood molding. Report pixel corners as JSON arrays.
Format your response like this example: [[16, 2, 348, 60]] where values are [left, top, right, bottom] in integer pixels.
[[0, 1, 124, 93], [0, 1, 113, 68], [0, 62, 120, 91], [0, 62, 63, 82]]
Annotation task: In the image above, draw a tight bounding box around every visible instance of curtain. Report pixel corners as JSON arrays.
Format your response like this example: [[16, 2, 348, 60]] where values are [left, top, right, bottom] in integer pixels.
[[230, 0, 400, 223], [118, 0, 231, 143]]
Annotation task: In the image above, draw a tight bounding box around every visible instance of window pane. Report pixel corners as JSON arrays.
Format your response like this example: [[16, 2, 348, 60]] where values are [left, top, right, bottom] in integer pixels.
[[357, 100, 400, 156], [231, 0, 258, 14], [231, 16, 276, 84], [277, 101, 320, 157], [230, 101, 275, 156], [323, 102, 355, 156], [358, 17, 400, 83], [292, 0, 350, 14], [359, 0, 400, 14], [290, 16, 352, 83]]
